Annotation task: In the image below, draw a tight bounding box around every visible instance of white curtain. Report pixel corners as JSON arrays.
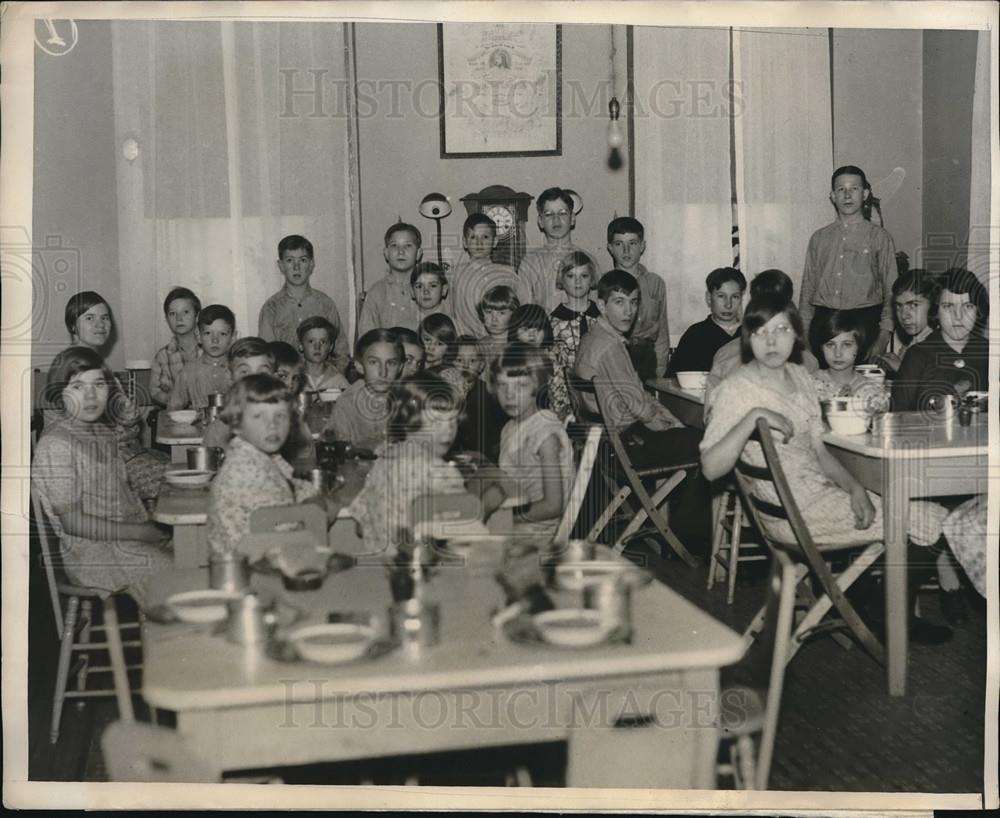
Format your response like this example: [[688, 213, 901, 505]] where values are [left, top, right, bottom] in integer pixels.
[[633, 27, 734, 344], [111, 21, 357, 360], [967, 29, 993, 287], [733, 28, 832, 295]]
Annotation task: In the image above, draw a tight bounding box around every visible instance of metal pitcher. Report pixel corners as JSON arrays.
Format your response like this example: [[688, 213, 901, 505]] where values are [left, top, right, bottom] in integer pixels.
[[225, 593, 278, 646]]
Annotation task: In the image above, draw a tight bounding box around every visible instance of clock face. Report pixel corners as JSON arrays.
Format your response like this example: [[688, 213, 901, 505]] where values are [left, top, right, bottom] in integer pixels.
[[484, 205, 514, 238]]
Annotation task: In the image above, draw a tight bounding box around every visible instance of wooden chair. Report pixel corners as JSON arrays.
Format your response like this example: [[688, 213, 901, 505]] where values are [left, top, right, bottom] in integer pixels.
[[551, 422, 604, 544], [31, 490, 142, 743], [707, 484, 767, 604], [732, 417, 885, 666], [567, 373, 697, 566], [241, 503, 329, 561]]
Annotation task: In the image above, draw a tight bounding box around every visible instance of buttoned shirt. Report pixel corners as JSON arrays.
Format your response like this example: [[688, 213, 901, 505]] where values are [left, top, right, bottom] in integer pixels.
[[628, 264, 672, 376], [518, 243, 601, 312], [574, 316, 676, 430], [324, 379, 392, 451], [258, 284, 349, 372], [799, 219, 897, 335], [449, 253, 531, 336], [167, 356, 232, 410], [150, 336, 200, 406], [357, 273, 421, 336]]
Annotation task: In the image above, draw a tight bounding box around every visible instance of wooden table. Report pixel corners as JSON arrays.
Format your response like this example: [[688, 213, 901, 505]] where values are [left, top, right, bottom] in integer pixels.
[[823, 411, 989, 696], [156, 416, 204, 463], [142, 552, 745, 787], [647, 377, 706, 430]]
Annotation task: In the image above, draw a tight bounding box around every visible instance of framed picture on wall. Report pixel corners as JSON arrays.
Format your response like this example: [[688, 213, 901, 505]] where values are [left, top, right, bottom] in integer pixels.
[[437, 23, 562, 158]]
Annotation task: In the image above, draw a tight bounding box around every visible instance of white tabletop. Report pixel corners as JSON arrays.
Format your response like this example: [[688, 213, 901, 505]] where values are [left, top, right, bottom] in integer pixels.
[[822, 411, 988, 458]]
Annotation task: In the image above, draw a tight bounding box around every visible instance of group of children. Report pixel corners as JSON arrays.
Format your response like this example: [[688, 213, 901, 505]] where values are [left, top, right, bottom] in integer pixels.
[[32, 174, 989, 629]]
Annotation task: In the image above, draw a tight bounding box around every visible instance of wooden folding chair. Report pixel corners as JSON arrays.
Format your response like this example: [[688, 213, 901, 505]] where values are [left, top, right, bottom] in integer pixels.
[[31, 490, 142, 743], [552, 422, 604, 544], [733, 418, 885, 666], [567, 374, 697, 566]]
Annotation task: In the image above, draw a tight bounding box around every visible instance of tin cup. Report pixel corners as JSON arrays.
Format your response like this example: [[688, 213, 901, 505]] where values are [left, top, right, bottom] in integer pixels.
[[187, 445, 225, 472], [583, 578, 632, 639], [854, 364, 886, 385], [207, 392, 226, 409], [209, 550, 250, 593], [389, 598, 441, 658]]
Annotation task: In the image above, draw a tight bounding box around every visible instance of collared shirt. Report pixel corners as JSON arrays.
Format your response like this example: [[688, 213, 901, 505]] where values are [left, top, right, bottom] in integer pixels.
[[449, 253, 531, 336], [891, 330, 989, 412], [258, 284, 350, 372], [150, 336, 200, 406], [357, 273, 421, 336], [628, 264, 672, 376], [304, 363, 350, 393], [167, 356, 232, 410], [207, 435, 318, 555], [324, 379, 392, 451], [799, 219, 897, 335], [666, 315, 738, 376], [573, 316, 675, 430], [518, 243, 601, 312]]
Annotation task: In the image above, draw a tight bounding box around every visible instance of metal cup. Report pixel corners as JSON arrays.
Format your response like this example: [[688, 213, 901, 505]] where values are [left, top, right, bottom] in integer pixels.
[[208, 392, 226, 408], [187, 445, 225, 471], [209, 550, 250, 593], [225, 593, 278, 646], [583, 578, 632, 638], [389, 598, 441, 657]]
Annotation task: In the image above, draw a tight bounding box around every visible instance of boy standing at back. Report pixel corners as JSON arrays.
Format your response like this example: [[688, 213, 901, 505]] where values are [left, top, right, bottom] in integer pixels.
[[168, 304, 237, 410], [357, 223, 424, 336], [518, 188, 600, 312], [258, 234, 350, 372], [606, 217, 670, 380], [666, 267, 746, 376], [150, 286, 202, 406], [799, 165, 897, 360]]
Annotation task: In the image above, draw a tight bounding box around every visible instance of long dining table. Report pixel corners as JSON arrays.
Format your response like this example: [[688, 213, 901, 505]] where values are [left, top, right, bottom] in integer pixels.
[[823, 410, 989, 696], [141, 546, 745, 787]]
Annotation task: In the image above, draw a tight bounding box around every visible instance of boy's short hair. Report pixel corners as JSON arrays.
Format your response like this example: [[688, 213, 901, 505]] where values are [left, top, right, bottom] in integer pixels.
[[749, 269, 794, 302], [420, 313, 458, 346], [387, 373, 463, 443], [606, 216, 644, 243], [462, 213, 496, 237], [355, 327, 404, 360], [228, 336, 273, 364], [410, 262, 448, 288], [705, 267, 747, 293], [536, 187, 575, 214], [162, 286, 202, 317], [64, 291, 110, 335], [476, 285, 520, 321], [295, 315, 338, 346], [831, 165, 868, 189], [219, 373, 292, 429], [891, 268, 941, 324], [383, 222, 423, 248], [809, 309, 863, 367], [266, 341, 302, 370], [740, 294, 805, 365], [454, 334, 481, 353], [197, 304, 236, 331], [278, 234, 314, 259], [390, 327, 421, 348], [490, 341, 554, 410], [596, 270, 640, 302]]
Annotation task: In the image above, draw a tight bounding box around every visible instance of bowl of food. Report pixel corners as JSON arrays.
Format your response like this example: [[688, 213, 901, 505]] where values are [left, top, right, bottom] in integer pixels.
[[167, 409, 199, 425], [826, 411, 868, 436], [675, 371, 709, 391], [290, 623, 375, 664], [532, 609, 613, 648], [165, 589, 240, 624]]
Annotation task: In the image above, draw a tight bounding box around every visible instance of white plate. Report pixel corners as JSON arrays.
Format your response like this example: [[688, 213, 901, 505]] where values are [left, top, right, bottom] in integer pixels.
[[167, 409, 199, 425], [290, 623, 375, 664], [532, 609, 613, 648], [164, 469, 214, 488], [554, 562, 650, 592], [166, 589, 238, 624]]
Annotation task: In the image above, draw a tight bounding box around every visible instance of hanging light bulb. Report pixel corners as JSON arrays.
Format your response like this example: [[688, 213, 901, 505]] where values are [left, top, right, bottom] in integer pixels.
[[608, 97, 624, 149]]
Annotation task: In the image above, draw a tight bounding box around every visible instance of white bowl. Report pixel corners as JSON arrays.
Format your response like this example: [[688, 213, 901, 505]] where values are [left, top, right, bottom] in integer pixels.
[[554, 561, 649, 592], [675, 371, 709, 391], [164, 469, 214, 488], [827, 412, 868, 436], [290, 623, 375, 664], [318, 389, 342, 403], [167, 409, 198, 425], [532, 609, 613, 648], [166, 589, 238, 624]]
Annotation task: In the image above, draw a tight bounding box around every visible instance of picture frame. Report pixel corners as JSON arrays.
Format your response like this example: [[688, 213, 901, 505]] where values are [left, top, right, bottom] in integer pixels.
[[437, 23, 562, 158]]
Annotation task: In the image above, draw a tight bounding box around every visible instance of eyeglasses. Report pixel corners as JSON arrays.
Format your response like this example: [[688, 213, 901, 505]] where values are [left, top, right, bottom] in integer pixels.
[[751, 324, 794, 338]]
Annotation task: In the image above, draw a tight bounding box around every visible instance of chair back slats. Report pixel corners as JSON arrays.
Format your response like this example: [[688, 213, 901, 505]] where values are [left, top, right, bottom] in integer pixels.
[[552, 423, 603, 545], [31, 489, 68, 635]]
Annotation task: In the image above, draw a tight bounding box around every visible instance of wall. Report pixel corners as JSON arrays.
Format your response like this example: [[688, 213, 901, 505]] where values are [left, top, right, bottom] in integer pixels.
[[353, 23, 630, 288], [922, 29, 978, 271], [32, 21, 122, 368], [832, 29, 923, 262]]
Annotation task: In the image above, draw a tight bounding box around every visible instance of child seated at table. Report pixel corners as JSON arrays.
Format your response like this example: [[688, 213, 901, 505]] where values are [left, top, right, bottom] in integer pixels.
[[392, 327, 425, 377], [420, 313, 458, 370], [810, 309, 888, 412], [33, 346, 173, 605], [348, 373, 473, 559], [269, 341, 305, 393], [477, 285, 519, 376], [453, 335, 507, 463], [411, 262, 452, 323], [507, 303, 570, 420], [667, 267, 746, 376], [325, 328, 403, 451], [699, 292, 952, 642], [494, 342, 574, 540], [150, 286, 202, 406], [876, 268, 940, 375], [202, 337, 275, 448], [297, 316, 350, 393], [168, 304, 236, 410], [207, 373, 321, 555]]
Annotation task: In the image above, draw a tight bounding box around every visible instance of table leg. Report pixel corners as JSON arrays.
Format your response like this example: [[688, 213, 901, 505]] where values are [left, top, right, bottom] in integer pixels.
[[173, 524, 207, 569], [885, 456, 911, 697]]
